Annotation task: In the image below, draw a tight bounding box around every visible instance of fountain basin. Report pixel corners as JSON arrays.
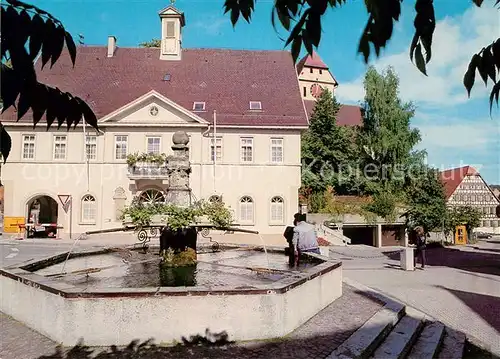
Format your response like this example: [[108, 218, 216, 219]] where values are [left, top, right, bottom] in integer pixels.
[[0, 246, 342, 347]]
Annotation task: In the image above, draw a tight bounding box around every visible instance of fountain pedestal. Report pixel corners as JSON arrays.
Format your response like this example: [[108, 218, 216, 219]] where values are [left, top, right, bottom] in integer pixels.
[[165, 131, 192, 207], [160, 131, 197, 265]]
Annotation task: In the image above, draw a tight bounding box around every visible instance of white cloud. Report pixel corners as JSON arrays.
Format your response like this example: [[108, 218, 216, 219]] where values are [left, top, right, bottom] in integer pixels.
[[336, 4, 500, 107], [414, 113, 500, 179], [192, 16, 227, 36], [417, 119, 498, 152]]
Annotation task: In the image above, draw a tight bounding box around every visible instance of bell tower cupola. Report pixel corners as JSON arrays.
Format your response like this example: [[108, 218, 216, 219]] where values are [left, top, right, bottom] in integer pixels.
[[158, 2, 186, 61]]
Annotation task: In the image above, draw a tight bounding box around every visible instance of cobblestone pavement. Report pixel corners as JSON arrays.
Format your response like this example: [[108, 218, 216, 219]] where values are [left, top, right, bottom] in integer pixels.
[[0, 284, 383, 359], [338, 244, 500, 356]]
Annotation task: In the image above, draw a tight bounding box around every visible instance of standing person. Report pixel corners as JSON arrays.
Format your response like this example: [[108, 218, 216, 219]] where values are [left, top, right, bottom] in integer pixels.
[[414, 226, 427, 269], [283, 213, 301, 265], [292, 214, 320, 262]]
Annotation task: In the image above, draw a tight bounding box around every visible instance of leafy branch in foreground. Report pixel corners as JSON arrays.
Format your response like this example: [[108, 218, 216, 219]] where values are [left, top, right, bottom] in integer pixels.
[[463, 38, 500, 112], [0, 0, 98, 161], [224, 0, 500, 111]]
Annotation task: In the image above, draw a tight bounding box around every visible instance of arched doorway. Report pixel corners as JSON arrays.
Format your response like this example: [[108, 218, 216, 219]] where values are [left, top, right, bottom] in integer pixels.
[[26, 195, 58, 225]]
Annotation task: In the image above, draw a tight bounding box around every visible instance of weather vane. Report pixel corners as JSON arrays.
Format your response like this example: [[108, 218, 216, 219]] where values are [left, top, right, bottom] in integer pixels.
[[170, 0, 176, 5]]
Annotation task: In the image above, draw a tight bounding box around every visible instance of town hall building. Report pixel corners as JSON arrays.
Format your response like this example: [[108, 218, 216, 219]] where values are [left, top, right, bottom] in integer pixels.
[[0, 5, 359, 237]]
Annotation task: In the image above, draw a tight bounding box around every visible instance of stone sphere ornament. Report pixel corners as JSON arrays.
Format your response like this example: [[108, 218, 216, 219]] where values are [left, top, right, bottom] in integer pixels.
[[172, 131, 189, 146]]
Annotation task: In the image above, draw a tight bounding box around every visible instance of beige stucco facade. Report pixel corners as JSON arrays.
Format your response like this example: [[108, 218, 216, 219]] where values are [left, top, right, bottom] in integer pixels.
[[2, 91, 304, 236]]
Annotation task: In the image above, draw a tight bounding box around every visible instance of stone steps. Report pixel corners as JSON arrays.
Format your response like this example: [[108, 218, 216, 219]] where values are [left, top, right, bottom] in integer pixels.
[[328, 308, 467, 359]]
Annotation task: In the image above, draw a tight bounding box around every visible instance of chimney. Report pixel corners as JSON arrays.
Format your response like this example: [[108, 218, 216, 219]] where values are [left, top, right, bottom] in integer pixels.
[[107, 36, 116, 57]]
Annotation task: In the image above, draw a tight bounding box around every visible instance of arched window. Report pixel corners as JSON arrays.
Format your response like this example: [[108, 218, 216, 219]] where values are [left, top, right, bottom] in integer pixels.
[[239, 196, 254, 222], [270, 196, 284, 223], [139, 189, 166, 204], [208, 195, 222, 203], [81, 194, 96, 223]]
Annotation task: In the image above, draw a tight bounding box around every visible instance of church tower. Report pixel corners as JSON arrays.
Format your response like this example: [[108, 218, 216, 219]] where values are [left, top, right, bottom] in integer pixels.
[[158, 3, 185, 61], [297, 52, 338, 101]]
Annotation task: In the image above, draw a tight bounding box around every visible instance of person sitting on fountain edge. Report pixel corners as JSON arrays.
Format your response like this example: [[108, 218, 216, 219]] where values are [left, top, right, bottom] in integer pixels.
[[283, 213, 301, 265], [292, 213, 320, 258]]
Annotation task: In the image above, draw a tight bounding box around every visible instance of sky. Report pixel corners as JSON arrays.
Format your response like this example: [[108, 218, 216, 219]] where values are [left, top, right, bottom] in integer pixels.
[[33, 0, 500, 184]]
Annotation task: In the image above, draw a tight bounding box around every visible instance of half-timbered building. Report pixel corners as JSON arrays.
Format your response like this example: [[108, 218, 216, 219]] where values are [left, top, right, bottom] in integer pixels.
[[440, 166, 500, 234]]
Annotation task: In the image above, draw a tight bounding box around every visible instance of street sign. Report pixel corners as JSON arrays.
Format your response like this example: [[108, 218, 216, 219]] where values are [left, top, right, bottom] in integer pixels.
[[58, 195, 72, 214]]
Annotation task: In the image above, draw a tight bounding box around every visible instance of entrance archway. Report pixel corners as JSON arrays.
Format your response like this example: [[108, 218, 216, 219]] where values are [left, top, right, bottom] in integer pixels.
[[26, 195, 58, 225]]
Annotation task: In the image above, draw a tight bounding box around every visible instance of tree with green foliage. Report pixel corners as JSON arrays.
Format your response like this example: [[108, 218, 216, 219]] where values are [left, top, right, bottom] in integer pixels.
[[445, 206, 482, 239], [403, 166, 448, 233], [225, 0, 500, 111], [139, 39, 161, 48], [358, 66, 424, 191], [356, 66, 425, 219], [301, 89, 357, 193]]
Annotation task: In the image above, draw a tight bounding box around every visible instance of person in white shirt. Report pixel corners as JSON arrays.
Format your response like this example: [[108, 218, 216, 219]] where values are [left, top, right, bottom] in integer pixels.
[[292, 214, 320, 258]]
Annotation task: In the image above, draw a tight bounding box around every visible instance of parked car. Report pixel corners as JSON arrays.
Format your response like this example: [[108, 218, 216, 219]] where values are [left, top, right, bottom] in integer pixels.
[[474, 231, 493, 239]]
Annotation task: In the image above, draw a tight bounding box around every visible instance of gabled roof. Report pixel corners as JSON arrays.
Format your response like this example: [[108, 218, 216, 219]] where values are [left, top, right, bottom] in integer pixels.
[[304, 100, 362, 127], [439, 166, 478, 199], [158, 5, 185, 26], [297, 51, 329, 72], [1, 47, 308, 128]]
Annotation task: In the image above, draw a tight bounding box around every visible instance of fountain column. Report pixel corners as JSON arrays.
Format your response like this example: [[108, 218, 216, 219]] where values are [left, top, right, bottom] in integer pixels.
[[165, 131, 192, 207], [160, 131, 197, 274]]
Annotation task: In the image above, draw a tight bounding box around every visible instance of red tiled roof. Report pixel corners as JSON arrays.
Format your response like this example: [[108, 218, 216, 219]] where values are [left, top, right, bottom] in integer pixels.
[[304, 100, 362, 127], [297, 52, 329, 72], [1, 47, 308, 127], [439, 166, 478, 199]]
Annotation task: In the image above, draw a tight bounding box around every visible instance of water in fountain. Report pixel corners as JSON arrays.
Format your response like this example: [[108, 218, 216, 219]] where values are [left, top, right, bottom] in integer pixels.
[[36, 248, 318, 288], [257, 233, 270, 268], [60, 233, 87, 275]]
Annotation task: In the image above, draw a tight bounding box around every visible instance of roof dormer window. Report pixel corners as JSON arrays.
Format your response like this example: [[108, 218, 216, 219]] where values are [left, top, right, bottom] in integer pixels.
[[249, 101, 262, 111], [193, 102, 206, 111]]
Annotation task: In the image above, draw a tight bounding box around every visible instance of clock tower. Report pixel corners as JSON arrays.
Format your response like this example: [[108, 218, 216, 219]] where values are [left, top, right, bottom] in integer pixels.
[[159, 4, 185, 61], [296, 51, 338, 101]]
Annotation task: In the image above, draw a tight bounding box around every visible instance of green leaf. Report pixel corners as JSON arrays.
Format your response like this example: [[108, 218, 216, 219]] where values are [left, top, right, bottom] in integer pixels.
[[302, 29, 313, 55], [64, 31, 77, 67], [414, 43, 427, 76], [29, 14, 45, 60], [276, 5, 291, 31], [306, 11, 321, 47], [230, 7, 240, 26], [409, 34, 419, 62], [476, 51, 489, 85], [285, 8, 309, 48], [41, 19, 56, 69], [0, 65, 21, 112], [17, 86, 32, 121], [50, 25, 66, 68], [489, 80, 500, 114], [77, 97, 98, 129], [481, 46, 496, 83], [358, 18, 372, 63], [31, 83, 48, 126], [291, 35, 302, 63], [463, 56, 477, 98], [492, 39, 500, 70]]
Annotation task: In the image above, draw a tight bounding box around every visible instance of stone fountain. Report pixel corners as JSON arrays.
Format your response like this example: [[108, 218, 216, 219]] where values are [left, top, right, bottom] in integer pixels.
[[0, 131, 343, 347], [164, 131, 192, 207]]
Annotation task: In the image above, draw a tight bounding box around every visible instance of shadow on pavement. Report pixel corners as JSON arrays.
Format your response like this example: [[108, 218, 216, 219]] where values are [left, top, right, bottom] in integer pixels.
[[435, 285, 500, 336], [36, 328, 357, 359], [382, 247, 500, 276]]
